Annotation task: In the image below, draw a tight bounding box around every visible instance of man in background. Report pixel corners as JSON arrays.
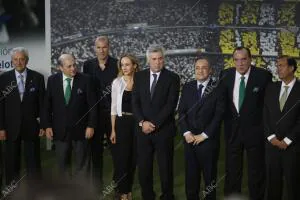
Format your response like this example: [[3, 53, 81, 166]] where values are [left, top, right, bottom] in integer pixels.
[[83, 36, 118, 190]]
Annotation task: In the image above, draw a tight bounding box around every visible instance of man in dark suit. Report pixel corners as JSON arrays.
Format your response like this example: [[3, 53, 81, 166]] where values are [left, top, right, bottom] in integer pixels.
[[44, 54, 97, 180], [132, 45, 180, 200], [178, 57, 224, 200], [219, 47, 272, 200], [264, 56, 300, 200], [83, 36, 118, 189], [0, 47, 45, 185]]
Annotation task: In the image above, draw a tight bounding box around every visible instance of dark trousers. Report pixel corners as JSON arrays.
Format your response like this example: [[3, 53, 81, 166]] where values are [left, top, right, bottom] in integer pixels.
[[55, 140, 90, 181], [111, 115, 136, 194], [265, 143, 300, 200], [0, 142, 3, 189], [137, 132, 174, 200], [90, 110, 110, 189], [224, 136, 265, 200], [5, 137, 41, 185], [184, 140, 219, 200]]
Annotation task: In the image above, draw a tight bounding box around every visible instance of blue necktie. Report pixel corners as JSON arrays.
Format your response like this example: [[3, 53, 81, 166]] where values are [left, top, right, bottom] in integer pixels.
[[18, 74, 25, 101]]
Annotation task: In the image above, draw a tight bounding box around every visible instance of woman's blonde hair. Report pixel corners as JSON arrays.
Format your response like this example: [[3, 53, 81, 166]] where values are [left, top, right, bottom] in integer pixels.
[[118, 53, 140, 76]]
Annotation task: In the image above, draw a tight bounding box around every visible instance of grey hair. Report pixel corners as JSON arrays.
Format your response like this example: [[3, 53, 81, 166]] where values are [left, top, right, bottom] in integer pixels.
[[95, 35, 109, 46], [146, 45, 165, 62], [10, 47, 29, 62], [57, 54, 75, 66]]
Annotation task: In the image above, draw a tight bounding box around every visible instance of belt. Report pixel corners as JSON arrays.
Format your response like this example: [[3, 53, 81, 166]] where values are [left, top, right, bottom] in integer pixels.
[[122, 112, 133, 116]]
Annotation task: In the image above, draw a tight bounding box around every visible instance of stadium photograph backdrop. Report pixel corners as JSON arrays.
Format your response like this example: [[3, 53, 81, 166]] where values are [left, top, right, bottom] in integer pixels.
[[50, 0, 300, 83]]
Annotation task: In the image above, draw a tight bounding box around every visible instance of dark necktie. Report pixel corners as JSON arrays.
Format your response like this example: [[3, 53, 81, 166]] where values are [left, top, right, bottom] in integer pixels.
[[198, 84, 204, 101], [238, 76, 245, 111], [150, 73, 157, 98]]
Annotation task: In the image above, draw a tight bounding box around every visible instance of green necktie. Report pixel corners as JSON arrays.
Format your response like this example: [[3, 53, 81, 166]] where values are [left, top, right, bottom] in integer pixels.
[[238, 76, 245, 111], [65, 78, 72, 104], [279, 85, 289, 111]]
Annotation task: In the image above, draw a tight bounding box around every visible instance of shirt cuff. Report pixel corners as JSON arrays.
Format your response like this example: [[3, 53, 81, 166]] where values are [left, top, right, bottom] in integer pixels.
[[283, 137, 292, 146], [183, 131, 192, 136], [200, 132, 208, 139], [267, 134, 276, 141]]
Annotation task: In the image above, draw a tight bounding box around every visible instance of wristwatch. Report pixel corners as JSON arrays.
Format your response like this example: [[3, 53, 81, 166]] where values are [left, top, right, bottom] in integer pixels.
[[139, 120, 144, 127]]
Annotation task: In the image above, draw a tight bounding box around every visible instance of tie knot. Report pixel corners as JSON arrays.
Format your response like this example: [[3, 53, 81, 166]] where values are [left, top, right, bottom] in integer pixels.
[[284, 85, 289, 90], [66, 78, 72, 83], [198, 84, 203, 90], [18, 74, 23, 79], [241, 76, 245, 80], [152, 73, 157, 79]]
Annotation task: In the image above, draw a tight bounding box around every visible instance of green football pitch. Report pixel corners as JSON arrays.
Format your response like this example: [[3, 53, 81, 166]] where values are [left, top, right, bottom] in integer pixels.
[[39, 131, 251, 200]]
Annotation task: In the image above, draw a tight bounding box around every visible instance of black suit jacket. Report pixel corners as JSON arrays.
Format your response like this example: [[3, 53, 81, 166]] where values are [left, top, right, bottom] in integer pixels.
[[44, 72, 97, 141], [0, 68, 45, 141], [178, 79, 224, 140], [264, 81, 300, 144], [220, 66, 272, 145], [132, 68, 180, 138]]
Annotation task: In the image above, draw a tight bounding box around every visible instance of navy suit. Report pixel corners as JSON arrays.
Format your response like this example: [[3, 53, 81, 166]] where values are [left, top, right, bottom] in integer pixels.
[[178, 79, 224, 200], [0, 68, 45, 184]]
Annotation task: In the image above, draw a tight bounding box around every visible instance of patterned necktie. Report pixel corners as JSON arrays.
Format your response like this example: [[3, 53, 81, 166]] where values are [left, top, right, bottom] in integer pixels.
[[197, 84, 204, 101], [238, 76, 245, 111], [65, 78, 72, 104], [150, 73, 157, 98], [18, 74, 25, 101], [279, 85, 289, 111]]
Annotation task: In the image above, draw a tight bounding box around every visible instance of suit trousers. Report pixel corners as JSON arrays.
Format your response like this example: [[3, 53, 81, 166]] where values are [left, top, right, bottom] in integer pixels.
[[265, 143, 300, 200], [137, 132, 174, 200], [55, 140, 90, 181], [90, 110, 110, 189], [5, 137, 41, 185], [111, 115, 136, 194], [224, 132, 265, 200], [184, 140, 219, 200]]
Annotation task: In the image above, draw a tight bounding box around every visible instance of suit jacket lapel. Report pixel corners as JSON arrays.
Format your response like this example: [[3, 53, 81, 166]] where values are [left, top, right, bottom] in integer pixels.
[[23, 69, 32, 101], [282, 81, 300, 113], [8, 70, 21, 102], [58, 73, 66, 105], [228, 70, 238, 115]]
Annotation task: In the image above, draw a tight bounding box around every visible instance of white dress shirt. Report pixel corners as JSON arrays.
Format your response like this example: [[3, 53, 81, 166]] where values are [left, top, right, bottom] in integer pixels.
[[62, 73, 73, 94], [233, 67, 251, 113], [183, 78, 210, 139], [111, 76, 130, 117], [267, 78, 296, 146]]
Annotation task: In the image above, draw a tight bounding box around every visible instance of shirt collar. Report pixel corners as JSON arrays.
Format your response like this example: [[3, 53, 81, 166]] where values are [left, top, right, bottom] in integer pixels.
[[236, 66, 251, 80], [15, 68, 27, 78], [197, 77, 210, 88], [62, 73, 73, 81], [281, 77, 296, 89], [150, 70, 161, 77]]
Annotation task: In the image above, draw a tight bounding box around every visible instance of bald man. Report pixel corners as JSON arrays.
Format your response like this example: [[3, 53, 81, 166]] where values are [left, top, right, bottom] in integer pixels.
[[44, 54, 97, 179]]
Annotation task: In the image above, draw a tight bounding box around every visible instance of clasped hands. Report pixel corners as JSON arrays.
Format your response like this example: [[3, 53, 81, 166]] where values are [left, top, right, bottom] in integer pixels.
[[270, 137, 288, 150], [142, 121, 156, 134], [184, 132, 206, 145]]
